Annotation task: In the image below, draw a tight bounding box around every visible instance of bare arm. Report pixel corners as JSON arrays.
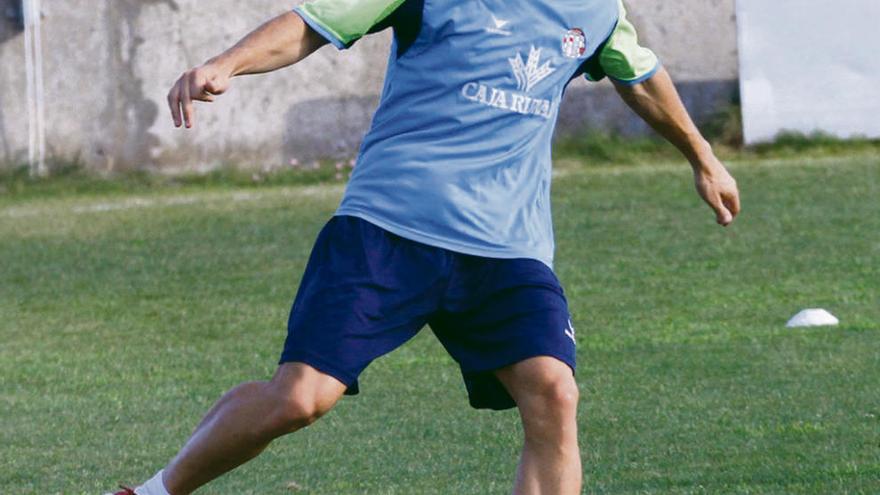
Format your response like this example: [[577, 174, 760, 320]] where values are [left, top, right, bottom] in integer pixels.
[[167, 12, 327, 129], [614, 67, 741, 226]]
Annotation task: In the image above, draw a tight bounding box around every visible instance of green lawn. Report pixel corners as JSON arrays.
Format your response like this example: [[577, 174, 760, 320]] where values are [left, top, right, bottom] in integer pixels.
[[1, 154, 878, 494]]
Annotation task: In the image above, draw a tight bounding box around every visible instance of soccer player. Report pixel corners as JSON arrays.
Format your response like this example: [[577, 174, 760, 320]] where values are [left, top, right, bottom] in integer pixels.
[[111, 0, 740, 493]]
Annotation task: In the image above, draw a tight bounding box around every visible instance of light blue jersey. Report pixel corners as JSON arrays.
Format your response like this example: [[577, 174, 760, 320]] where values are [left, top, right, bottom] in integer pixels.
[[295, 0, 659, 267]]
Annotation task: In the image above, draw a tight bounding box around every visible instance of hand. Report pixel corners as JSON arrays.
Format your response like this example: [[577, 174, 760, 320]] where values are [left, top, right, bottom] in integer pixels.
[[167, 61, 232, 129], [693, 155, 741, 226]]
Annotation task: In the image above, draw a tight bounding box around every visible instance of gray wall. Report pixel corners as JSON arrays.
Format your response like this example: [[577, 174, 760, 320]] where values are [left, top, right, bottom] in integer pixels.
[[0, 0, 738, 171]]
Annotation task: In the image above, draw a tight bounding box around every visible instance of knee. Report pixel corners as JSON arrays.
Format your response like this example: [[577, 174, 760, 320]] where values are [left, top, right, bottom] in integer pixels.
[[265, 388, 331, 435], [519, 378, 579, 451], [538, 376, 580, 416], [520, 376, 580, 434]]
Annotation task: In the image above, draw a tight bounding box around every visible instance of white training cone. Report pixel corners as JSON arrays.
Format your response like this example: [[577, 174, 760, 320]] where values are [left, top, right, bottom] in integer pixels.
[[786, 309, 839, 328]]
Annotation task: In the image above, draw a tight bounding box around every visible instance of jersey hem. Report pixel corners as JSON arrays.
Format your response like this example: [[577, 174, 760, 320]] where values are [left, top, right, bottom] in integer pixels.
[[292, 7, 348, 49], [335, 207, 555, 269]]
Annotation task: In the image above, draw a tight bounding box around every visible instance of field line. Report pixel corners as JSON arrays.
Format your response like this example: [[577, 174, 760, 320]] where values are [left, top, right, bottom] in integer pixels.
[[0, 184, 345, 219]]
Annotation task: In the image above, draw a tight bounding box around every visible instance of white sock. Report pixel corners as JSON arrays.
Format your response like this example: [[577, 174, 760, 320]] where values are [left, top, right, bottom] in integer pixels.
[[136, 469, 171, 495]]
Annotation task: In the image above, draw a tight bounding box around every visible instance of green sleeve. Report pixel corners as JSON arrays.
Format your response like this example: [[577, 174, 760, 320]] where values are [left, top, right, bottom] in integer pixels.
[[294, 0, 406, 49], [586, 0, 660, 84]]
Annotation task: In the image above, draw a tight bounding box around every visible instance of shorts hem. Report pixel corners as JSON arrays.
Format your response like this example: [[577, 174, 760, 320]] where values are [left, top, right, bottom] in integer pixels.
[[461, 349, 576, 411], [462, 350, 576, 377], [279, 350, 360, 392]]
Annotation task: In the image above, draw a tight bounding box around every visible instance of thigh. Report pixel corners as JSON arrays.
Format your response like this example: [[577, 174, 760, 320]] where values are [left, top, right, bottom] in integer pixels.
[[429, 257, 577, 410], [280, 215, 449, 396]]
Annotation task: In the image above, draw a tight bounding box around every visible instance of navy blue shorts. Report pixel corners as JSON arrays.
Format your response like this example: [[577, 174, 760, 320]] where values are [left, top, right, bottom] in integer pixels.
[[279, 216, 576, 410]]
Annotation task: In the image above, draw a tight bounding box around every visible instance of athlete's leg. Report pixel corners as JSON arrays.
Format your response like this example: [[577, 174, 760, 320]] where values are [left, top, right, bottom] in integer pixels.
[[161, 363, 346, 495], [494, 356, 581, 495]]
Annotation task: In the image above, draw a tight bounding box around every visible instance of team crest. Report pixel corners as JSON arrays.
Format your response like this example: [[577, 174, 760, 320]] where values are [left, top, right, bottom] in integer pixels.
[[562, 28, 587, 58]]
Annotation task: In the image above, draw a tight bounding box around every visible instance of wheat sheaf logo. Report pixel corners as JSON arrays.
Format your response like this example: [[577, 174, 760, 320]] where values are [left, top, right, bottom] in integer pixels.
[[508, 46, 556, 93]]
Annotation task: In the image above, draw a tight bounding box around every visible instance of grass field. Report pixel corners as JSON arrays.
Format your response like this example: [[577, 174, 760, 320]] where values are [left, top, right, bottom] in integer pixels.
[[1, 152, 878, 494]]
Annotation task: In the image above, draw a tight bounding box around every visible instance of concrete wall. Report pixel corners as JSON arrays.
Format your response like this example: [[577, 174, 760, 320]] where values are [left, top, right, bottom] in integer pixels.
[[0, 0, 738, 171]]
